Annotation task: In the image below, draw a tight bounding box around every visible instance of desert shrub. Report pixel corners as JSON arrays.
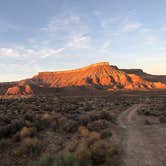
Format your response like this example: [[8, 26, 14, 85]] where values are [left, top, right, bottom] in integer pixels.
[[41, 113, 53, 121], [78, 126, 89, 137], [40, 113, 53, 127], [90, 141, 107, 164], [35, 113, 56, 130], [15, 137, 41, 157], [160, 116, 166, 123], [87, 131, 101, 145], [20, 126, 37, 139], [36, 153, 78, 166], [77, 139, 89, 153], [87, 120, 110, 131], [53, 116, 72, 133], [24, 112, 36, 121], [52, 119, 78, 133], [68, 120, 79, 133], [0, 126, 11, 138], [0, 139, 10, 151], [89, 111, 113, 122], [76, 149, 92, 166], [0, 120, 23, 138], [9, 120, 24, 133], [90, 141, 118, 165], [33, 119, 45, 131], [100, 129, 112, 139], [106, 144, 118, 157], [67, 138, 79, 152], [79, 115, 91, 125], [98, 111, 113, 121], [143, 110, 151, 116]]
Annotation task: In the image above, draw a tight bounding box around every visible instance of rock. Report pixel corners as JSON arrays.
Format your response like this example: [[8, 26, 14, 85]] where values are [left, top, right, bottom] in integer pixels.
[[6, 85, 33, 95]]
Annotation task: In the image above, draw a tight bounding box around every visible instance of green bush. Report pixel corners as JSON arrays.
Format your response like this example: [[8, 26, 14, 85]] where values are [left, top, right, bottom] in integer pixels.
[[76, 149, 92, 166], [15, 137, 41, 157], [90, 141, 118, 166], [36, 153, 78, 166]]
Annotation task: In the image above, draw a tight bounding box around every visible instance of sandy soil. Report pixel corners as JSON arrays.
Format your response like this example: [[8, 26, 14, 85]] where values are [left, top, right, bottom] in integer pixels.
[[118, 104, 166, 166]]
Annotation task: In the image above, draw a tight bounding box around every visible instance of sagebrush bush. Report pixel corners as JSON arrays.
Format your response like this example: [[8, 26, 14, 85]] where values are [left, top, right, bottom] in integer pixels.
[[36, 153, 78, 166], [15, 137, 41, 156], [67, 138, 79, 152], [76, 139, 89, 153], [100, 129, 112, 139], [87, 120, 110, 131], [78, 126, 89, 137], [160, 116, 166, 123], [87, 131, 101, 145], [79, 114, 90, 125], [76, 149, 92, 166], [0, 120, 23, 138], [20, 126, 37, 139], [91, 141, 107, 165], [41, 113, 53, 121], [0, 139, 10, 151], [90, 141, 118, 165]]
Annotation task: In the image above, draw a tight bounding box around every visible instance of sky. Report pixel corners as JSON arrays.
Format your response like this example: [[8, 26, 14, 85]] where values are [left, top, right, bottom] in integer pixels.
[[0, 0, 166, 81]]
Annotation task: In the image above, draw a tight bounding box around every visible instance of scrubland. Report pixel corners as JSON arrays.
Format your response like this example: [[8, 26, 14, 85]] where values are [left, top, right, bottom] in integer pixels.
[[0, 91, 165, 166]]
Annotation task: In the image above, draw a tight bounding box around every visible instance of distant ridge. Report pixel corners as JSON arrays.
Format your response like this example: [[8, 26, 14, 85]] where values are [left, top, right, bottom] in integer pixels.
[[3, 62, 166, 95], [30, 62, 166, 89], [122, 69, 166, 84]]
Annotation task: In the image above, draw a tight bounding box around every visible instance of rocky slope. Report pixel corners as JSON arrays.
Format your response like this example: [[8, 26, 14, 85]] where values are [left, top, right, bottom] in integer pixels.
[[6, 85, 33, 95], [122, 69, 166, 84], [4, 62, 166, 95], [32, 62, 166, 89]]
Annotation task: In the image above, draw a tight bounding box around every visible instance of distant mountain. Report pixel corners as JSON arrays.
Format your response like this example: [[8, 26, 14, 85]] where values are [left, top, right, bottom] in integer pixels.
[[3, 62, 166, 95], [122, 69, 166, 84]]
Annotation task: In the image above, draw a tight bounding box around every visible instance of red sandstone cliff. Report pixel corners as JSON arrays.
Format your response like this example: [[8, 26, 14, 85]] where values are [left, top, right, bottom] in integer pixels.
[[6, 85, 33, 95], [5, 62, 166, 95], [32, 62, 166, 90]]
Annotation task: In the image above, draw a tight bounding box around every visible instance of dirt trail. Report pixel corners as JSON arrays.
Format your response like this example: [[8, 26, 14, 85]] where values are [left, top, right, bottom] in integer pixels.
[[118, 104, 166, 166]]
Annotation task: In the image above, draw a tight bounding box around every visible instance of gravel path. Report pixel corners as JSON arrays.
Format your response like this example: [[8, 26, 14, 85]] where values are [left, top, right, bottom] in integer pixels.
[[118, 104, 166, 166]]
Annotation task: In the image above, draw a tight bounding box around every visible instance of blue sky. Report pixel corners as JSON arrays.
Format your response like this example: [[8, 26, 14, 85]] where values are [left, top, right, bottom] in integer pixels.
[[0, 0, 166, 81]]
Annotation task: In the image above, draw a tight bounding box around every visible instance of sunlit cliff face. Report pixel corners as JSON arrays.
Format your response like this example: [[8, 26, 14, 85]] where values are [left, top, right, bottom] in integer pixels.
[[6, 85, 33, 95], [5, 62, 166, 95], [32, 62, 166, 90]]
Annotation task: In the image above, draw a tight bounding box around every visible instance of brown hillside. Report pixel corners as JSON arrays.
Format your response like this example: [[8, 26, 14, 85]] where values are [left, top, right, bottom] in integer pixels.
[[32, 62, 166, 90], [122, 69, 166, 84]]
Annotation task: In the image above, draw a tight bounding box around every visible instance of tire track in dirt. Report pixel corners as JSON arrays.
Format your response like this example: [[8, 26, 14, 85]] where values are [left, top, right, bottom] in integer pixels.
[[118, 104, 166, 166]]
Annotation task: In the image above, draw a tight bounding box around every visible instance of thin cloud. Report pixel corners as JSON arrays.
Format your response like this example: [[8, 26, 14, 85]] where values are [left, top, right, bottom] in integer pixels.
[[122, 22, 142, 32], [41, 13, 89, 35], [40, 48, 65, 58], [68, 34, 91, 48], [0, 47, 65, 59], [101, 40, 112, 53], [0, 48, 21, 57], [101, 16, 122, 29], [144, 35, 158, 45]]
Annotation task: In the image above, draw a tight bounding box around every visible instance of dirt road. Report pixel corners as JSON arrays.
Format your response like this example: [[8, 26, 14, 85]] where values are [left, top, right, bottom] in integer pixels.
[[118, 104, 166, 166]]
